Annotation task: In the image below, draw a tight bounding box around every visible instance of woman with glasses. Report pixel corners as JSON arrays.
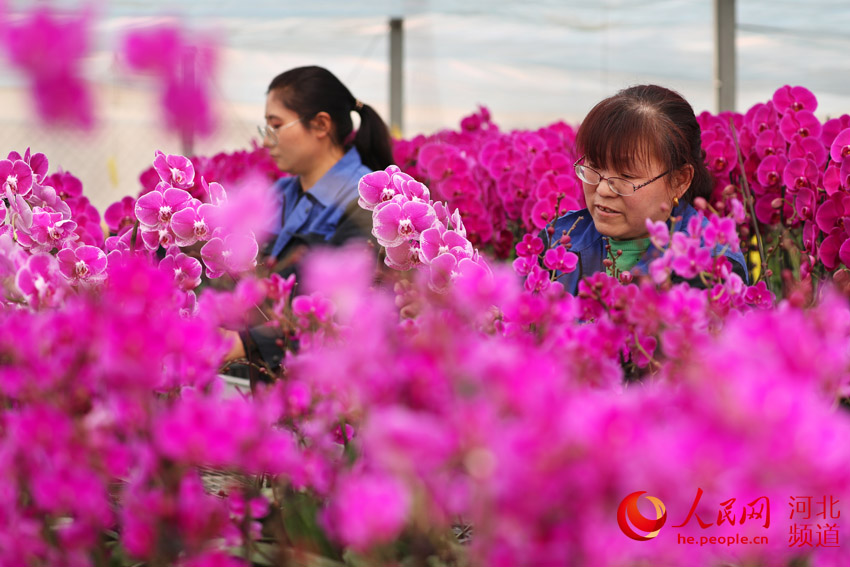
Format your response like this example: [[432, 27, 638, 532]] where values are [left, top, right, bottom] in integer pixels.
[[549, 84, 747, 294], [227, 65, 393, 368]]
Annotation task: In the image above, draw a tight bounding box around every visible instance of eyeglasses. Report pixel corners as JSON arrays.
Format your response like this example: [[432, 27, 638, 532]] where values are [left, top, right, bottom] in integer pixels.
[[574, 156, 670, 196], [257, 118, 303, 147]]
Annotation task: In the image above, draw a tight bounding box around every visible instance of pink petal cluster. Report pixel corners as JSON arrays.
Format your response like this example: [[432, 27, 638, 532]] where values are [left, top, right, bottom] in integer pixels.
[[121, 24, 218, 138]]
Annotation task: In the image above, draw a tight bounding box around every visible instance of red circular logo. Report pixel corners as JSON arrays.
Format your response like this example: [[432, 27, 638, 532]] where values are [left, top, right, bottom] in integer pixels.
[[617, 491, 667, 541]]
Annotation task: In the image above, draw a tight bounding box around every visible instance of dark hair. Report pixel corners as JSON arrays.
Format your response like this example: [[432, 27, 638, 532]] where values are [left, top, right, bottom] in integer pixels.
[[267, 66, 394, 172], [575, 84, 712, 204]]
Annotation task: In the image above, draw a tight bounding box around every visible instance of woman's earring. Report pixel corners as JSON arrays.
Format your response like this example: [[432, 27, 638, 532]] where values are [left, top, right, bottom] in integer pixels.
[[672, 197, 680, 207]]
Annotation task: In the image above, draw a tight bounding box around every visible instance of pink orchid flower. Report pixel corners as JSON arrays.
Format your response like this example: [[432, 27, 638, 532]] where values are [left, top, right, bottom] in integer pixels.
[[134, 186, 193, 230], [56, 244, 107, 285], [829, 128, 850, 163], [0, 159, 34, 199], [418, 226, 473, 265], [782, 158, 820, 193], [104, 196, 137, 234], [779, 110, 822, 143], [171, 202, 217, 247], [28, 208, 79, 252], [200, 232, 258, 278], [772, 85, 818, 114], [7, 148, 49, 184], [515, 234, 544, 258], [159, 250, 202, 291], [358, 168, 396, 211], [15, 253, 69, 309], [153, 150, 196, 189], [385, 239, 422, 271], [372, 199, 436, 248], [756, 155, 788, 192], [543, 246, 579, 273]]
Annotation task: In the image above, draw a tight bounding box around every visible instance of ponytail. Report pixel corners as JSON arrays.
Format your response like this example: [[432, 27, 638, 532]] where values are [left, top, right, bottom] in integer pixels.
[[353, 103, 394, 171]]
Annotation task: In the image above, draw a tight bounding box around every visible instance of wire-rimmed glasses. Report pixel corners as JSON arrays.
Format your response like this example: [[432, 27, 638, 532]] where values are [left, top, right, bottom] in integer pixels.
[[573, 155, 670, 196], [257, 118, 303, 147]]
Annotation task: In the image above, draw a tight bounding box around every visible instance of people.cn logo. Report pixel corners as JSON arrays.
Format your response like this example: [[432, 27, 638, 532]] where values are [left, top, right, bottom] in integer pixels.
[[617, 491, 667, 541]]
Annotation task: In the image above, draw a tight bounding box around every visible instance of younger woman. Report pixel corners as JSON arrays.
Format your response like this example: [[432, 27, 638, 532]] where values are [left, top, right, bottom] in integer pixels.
[[227, 66, 394, 368]]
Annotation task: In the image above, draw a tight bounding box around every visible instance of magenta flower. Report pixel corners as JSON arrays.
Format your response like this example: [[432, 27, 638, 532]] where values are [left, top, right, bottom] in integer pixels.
[[512, 255, 535, 276], [372, 199, 436, 248], [515, 234, 544, 258], [134, 186, 193, 229], [2, 6, 95, 128], [788, 135, 826, 165], [200, 233, 258, 278], [153, 150, 196, 189], [755, 155, 788, 192], [419, 226, 473, 265], [779, 110, 822, 143], [56, 245, 107, 285], [645, 218, 670, 249], [266, 272, 296, 302], [121, 25, 218, 138], [704, 136, 737, 177], [829, 128, 850, 163], [668, 233, 713, 279], [385, 239, 422, 271], [703, 216, 740, 252], [159, 250, 203, 291], [782, 158, 820, 193], [543, 246, 578, 273], [0, 159, 34, 199], [171, 203, 217, 246], [15, 253, 69, 309], [104, 196, 137, 234], [323, 472, 410, 552], [749, 101, 779, 134], [524, 263, 551, 293], [754, 129, 786, 158], [772, 85, 818, 114], [28, 208, 79, 252], [121, 24, 184, 76], [140, 227, 176, 251], [292, 292, 335, 329], [358, 169, 393, 210], [822, 163, 842, 195], [428, 252, 488, 292], [8, 148, 49, 184]]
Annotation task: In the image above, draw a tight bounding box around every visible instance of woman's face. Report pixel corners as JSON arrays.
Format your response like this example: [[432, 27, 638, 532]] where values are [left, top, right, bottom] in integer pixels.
[[263, 92, 316, 175], [582, 155, 682, 241]]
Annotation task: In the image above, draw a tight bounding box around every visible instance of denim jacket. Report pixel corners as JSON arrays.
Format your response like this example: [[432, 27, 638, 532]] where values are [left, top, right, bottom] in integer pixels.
[[547, 202, 749, 295]]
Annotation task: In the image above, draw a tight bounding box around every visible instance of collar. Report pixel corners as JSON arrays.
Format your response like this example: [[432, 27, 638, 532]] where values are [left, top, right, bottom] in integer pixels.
[[306, 146, 366, 208]]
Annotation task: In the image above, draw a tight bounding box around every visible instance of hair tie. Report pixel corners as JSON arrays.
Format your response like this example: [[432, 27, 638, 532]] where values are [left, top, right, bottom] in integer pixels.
[[354, 99, 364, 111]]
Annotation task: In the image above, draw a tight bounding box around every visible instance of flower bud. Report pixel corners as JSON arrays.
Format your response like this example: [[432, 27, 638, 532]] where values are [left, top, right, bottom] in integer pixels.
[[771, 198, 783, 209], [693, 197, 708, 210]]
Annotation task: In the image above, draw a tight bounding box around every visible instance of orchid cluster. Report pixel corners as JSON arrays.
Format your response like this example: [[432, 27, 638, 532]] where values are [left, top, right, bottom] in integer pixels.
[[696, 85, 850, 294], [139, 143, 282, 202], [359, 165, 491, 292], [394, 107, 583, 257]]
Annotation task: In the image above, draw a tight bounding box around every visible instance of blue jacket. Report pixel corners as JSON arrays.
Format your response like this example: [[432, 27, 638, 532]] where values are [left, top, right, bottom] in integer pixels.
[[268, 146, 373, 258], [547, 202, 749, 295]]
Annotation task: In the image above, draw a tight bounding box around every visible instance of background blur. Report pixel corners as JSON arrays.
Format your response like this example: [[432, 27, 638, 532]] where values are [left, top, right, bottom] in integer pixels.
[[1, 0, 848, 212]]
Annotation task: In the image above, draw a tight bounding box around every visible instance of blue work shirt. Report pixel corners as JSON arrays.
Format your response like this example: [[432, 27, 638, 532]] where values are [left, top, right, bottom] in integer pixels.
[[269, 146, 372, 258]]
